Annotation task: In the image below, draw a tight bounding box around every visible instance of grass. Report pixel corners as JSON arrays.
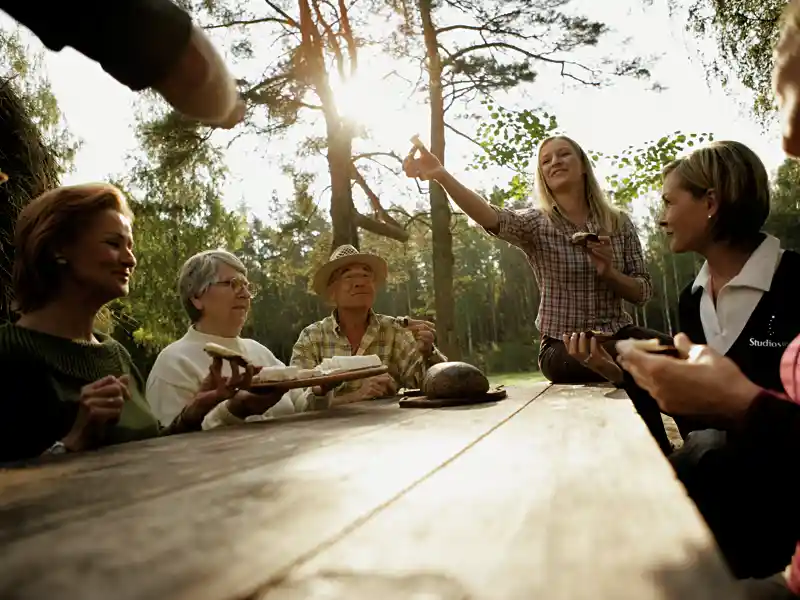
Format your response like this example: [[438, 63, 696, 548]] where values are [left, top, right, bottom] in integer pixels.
[[487, 371, 547, 386]]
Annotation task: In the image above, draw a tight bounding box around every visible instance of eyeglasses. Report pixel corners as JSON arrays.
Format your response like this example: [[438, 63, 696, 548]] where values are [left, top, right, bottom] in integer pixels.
[[212, 277, 258, 296]]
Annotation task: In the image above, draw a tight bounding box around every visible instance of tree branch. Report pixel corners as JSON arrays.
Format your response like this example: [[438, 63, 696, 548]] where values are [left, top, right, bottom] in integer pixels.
[[444, 122, 486, 152], [311, 0, 345, 76], [400, 210, 431, 231], [337, 0, 358, 76], [352, 151, 404, 164], [353, 211, 409, 242], [350, 165, 404, 230], [204, 17, 295, 30], [264, 0, 301, 28], [444, 42, 599, 86]]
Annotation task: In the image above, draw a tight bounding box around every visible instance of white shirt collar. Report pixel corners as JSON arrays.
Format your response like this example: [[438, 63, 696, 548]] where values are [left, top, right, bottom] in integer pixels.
[[185, 325, 244, 349], [692, 234, 783, 294]]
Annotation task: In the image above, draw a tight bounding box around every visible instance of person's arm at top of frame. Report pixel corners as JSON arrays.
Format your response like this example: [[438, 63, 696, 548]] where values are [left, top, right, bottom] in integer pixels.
[[1, 0, 244, 128]]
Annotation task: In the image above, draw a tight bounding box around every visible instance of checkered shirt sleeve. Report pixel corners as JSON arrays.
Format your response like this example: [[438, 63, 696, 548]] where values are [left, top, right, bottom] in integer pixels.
[[620, 214, 653, 305]]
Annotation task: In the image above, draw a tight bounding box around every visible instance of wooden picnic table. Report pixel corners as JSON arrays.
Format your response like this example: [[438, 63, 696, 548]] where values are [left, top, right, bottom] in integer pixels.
[[0, 383, 744, 600]]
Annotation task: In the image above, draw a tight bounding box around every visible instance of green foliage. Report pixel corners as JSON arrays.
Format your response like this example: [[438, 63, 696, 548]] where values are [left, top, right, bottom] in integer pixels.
[[470, 100, 559, 172], [469, 102, 714, 205], [0, 25, 78, 320], [681, 0, 785, 120], [0, 27, 80, 171], [114, 106, 248, 348], [595, 131, 715, 204], [765, 158, 800, 247]]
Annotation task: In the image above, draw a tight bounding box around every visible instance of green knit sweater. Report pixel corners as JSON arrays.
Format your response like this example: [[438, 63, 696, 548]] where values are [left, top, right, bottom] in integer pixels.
[[0, 324, 162, 463]]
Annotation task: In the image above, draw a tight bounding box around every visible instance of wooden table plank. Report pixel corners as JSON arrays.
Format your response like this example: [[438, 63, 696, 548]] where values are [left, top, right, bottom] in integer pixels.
[[0, 400, 436, 543], [264, 384, 743, 600], [0, 384, 549, 600]]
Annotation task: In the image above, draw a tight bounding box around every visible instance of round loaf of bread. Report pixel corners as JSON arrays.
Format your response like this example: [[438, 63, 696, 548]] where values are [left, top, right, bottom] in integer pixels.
[[422, 362, 490, 399]]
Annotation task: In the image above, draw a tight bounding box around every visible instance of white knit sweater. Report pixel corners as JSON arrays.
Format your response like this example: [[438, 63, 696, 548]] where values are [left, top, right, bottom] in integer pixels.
[[146, 326, 305, 427]]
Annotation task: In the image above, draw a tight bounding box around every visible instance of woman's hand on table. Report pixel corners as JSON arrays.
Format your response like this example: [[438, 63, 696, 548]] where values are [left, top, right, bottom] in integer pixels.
[[62, 375, 130, 452], [564, 332, 624, 385], [616, 333, 762, 422]]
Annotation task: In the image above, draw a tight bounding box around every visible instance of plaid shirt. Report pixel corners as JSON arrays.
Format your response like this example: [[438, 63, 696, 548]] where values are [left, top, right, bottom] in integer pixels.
[[488, 205, 653, 339], [290, 311, 446, 404]]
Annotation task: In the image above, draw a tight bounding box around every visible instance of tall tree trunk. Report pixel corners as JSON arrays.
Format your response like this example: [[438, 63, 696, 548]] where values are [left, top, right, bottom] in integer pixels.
[[419, 0, 459, 359], [327, 127, 358, 249], [670, 254, 681, 305], [299, 0, 358, 251], [466, 311, 473, 356], [661, 263, 673, 335]]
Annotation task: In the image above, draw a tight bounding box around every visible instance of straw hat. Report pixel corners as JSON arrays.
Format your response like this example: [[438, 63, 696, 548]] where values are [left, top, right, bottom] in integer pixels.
[[312, 245, 388, 296]]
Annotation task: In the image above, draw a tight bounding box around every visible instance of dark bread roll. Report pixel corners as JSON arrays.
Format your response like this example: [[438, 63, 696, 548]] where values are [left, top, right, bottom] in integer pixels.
[[422, 362, 490, 399]]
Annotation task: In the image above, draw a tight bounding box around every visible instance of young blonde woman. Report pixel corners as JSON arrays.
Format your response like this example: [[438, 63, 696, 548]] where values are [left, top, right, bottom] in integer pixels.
[[403, 135, 673, 453]]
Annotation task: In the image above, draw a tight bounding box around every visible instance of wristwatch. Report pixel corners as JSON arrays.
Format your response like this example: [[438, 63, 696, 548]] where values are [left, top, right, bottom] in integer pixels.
[[44, 440, 68, 455]]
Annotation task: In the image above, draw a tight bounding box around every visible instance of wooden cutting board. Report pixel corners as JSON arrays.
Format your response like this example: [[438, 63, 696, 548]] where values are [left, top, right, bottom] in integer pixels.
[[248, 365, 388, 392], [398, 387, 507, 408]]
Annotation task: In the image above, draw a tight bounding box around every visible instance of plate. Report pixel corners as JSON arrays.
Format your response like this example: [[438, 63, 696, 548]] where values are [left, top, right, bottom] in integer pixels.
[[248, 365, 389, 392], [398, 387, 508, 408]]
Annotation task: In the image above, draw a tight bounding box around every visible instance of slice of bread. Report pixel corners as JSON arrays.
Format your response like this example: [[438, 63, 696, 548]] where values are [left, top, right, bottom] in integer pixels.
[[203, 342, 250, 366], [410, 134, 427, 151], [584, 330, 614, 343], [571, 232, 600, 246]]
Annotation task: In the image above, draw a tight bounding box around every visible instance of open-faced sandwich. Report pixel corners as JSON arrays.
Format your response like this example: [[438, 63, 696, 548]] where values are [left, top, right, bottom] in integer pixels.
[[318, 354, 383, 373], [252, 365, 300, 383], [571, 231, 600, 247], [619, 338, 681, 358], [583, 330, 614, 343], [203, 342, 251, 367]]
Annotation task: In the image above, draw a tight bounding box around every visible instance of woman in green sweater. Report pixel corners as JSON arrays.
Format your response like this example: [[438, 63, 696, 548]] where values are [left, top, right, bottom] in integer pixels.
[[0, 183, 283, 463]]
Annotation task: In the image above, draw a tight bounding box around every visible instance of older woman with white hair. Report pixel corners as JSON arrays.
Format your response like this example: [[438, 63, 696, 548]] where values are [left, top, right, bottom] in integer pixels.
[[147, 249, 305, 425]]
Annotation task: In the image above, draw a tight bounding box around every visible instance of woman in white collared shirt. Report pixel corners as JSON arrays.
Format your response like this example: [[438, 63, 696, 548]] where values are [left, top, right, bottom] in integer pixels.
[[146, 250, 306, 425], [658, 140, 800, 437]]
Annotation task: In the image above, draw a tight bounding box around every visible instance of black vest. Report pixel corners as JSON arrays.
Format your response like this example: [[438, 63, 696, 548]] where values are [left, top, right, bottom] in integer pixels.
[[678, 250, 800, 393]]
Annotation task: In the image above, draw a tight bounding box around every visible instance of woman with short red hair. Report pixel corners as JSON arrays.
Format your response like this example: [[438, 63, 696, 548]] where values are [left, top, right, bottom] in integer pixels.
[[0, 183, 282, 463]]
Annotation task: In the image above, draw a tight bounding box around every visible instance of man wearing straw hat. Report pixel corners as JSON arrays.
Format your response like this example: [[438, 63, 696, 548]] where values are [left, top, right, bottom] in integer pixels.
[[291, 245, 447, 409]]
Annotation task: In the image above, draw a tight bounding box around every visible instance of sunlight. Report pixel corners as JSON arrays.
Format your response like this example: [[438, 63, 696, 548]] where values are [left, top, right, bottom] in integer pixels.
[[327, 57, 428, 155]]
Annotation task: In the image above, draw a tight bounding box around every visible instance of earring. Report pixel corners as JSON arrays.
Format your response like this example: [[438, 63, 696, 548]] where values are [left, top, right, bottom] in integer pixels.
[[707, 214, 712, 220], [55, 255, 67, 265]]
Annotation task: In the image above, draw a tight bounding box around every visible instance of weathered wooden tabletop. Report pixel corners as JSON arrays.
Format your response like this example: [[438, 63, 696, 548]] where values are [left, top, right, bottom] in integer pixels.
[[0, 383, 743, 600]]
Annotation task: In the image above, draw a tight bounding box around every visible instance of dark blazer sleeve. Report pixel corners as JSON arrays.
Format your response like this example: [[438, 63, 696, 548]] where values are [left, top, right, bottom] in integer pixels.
[[0, 357, 77, 464], [0, 0, 193, 91], [739, 389, 800, 463]]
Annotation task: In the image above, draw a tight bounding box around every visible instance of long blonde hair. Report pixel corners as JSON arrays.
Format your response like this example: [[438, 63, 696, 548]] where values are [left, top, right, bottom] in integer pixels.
[[534, 135, 621, 233]]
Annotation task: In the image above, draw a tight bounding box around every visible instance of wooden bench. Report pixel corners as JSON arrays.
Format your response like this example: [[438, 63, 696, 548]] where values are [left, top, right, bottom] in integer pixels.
[[0, 383, 743, 599]]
